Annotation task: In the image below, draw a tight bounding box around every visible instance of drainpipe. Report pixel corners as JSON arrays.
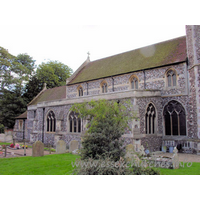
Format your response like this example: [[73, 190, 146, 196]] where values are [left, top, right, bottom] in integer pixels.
[[23, 119, 26, 156], [143, 70, 146, 89], [86, 82, 89, 95], [42, 108, 45, 143], [111, 77, 114, 92], [23, 119, 25, 140]]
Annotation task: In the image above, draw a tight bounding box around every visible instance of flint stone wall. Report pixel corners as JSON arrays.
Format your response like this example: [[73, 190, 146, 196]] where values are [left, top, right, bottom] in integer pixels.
[[66, 63, 187, 99]]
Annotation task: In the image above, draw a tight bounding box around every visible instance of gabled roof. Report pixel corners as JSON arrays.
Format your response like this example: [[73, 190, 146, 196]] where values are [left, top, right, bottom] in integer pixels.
[[68, 36, 187, 85], [28, 86, 66, 106], [15, 111, 27, 119]]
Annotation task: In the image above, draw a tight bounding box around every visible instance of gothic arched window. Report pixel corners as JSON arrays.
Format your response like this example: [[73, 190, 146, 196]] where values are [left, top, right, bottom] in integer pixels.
[[47, 111, 56, 132], [131, 77, 138, 89], [78, 86, 83, 97], [167, 69, 177, 87], [102, 82, 108, 93], [163, 100, 186, 136], [145, 103, 156, 134], [69, 111, 81, 133]]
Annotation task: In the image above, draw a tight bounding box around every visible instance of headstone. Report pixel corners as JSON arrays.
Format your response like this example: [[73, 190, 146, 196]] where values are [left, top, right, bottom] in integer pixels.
[[56, 140, 66, 154], [162, 146, 167, 153], [32, 141, 44, 157], [139, 145, 145, 156], [197, 143, 200, 155], [125, 144, 134, 161], [172, 147, 179, 169], [126, 144, 135, 153], [69, 140, 79, 152]]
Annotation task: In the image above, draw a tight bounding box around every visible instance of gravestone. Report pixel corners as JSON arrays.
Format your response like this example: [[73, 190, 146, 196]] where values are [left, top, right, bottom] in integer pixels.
[[139, 145, 145, 156], [56, 140, 66, 154], [172, 147, 179, 169], [126, 144, 135, 153], [32, 141, 44, 157], [125, 144, 139, 162], [69, 140, 79, 152]]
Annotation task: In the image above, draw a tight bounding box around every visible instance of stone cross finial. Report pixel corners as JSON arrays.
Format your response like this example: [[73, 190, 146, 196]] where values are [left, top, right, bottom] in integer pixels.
[[43, 83, 47, 90], [87, 52, 90, 60]]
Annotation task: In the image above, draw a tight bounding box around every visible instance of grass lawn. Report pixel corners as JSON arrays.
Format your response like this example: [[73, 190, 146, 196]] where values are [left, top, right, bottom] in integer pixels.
[[158, 162, 200, 175], [0, 142, 12, 146], [0, 153, 80, 175], [1, 153, 200, 175]]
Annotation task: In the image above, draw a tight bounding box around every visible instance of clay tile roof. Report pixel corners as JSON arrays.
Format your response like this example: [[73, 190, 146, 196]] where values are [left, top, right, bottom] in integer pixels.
[[68, 36, 187, 85], [29, 85, 66, 106], [15, 111, 27, 119]]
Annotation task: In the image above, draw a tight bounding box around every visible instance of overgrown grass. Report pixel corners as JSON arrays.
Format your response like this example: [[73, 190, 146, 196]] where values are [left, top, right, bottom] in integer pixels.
[[0, 153, 79, 175]]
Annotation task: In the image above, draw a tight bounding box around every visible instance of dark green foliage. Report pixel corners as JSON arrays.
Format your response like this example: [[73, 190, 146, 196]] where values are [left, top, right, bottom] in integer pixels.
[[73, 157, 130, 175], [23, 75, 43, 104], [23, 61, 73, 104], [71, 99, 135, 162], [15, 54, 35, 75], [73, 157, 160, 175], [36, 60, 73, 88], [0, 46, 73, 128], [129, 166, 160, 175], [1, 89, 26, 128], [0, 124, 4, 133]]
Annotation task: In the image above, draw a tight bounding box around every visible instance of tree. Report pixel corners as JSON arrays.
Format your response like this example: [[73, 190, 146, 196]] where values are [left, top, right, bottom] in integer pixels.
[[71, 99, 136, 161], [0, 47, 35, 128], [15, 53, 36, 76], [36, 60, 73, 88], [23, 75, 43, 104], [23, 60, 73, 103]]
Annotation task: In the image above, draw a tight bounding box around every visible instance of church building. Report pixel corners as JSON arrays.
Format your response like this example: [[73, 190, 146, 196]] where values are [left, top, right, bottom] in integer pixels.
[[14, 25, 200, 154]]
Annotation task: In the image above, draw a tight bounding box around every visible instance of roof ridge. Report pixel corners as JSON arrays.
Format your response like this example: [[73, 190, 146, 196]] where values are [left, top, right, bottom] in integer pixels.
[[88, 36, 186, 64], [45, 85, 66, 91]]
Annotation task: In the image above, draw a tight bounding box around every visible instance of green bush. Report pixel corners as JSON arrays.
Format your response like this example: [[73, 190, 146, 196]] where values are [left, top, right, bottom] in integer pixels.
[[71, 99, 136, 162], [73, 156, 160, 175], [0, 124, 4, 133], [73, 157, 130, 175]]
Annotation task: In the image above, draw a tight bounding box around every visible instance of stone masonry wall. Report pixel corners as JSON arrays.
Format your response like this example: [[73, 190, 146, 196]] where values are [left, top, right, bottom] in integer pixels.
[[67, 63, 187, 99]]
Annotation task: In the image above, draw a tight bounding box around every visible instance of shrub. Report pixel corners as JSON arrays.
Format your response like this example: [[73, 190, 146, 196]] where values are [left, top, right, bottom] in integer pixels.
[[73, 156, 160, 175], [73, 156, 130, 175], [0, 124, 4, 133], [71, 99, 136, 162]]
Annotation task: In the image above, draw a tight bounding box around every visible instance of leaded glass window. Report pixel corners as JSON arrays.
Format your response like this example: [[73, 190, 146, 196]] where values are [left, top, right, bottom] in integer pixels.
[[102, 83, 107, 93], [167, 70, 176, 87], [47, 111, 56, 132], [78, 87, 83, 96], [69, 111, 81, 133], [163, 101, 186, 136], [131, 77, 138, 89], [145, 103, 156, 134]]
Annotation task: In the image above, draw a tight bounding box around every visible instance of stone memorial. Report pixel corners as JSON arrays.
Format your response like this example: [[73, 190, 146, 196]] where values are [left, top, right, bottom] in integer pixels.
[[126, 144, 135, 153], [56, 140, 66, 154], [69, 140, 79, 152], [172, 147, 179, 169], [139, 145, 145, 156], [32, 141, 44, 157]]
